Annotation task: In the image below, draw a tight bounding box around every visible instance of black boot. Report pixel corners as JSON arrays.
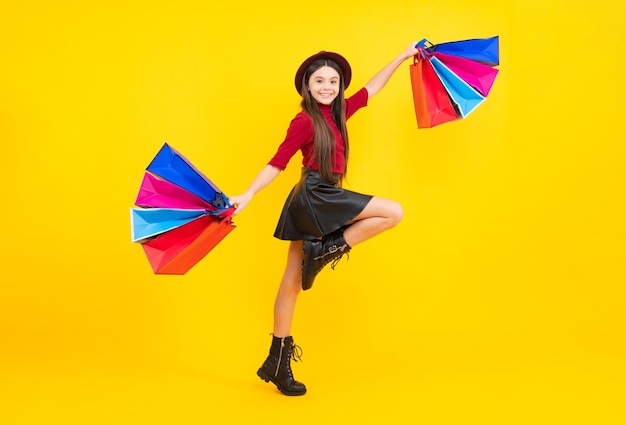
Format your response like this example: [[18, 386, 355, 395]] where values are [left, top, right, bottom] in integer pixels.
[[302, 231, 351, 290], [257, 335, 307, 396]]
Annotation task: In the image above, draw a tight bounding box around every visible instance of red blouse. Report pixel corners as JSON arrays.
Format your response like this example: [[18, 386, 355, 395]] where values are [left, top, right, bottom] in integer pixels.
[[268, 87, 369, 174]]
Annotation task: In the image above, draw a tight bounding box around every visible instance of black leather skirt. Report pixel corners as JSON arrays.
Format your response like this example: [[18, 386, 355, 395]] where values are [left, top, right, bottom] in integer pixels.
[[274, 168, 373, 241]]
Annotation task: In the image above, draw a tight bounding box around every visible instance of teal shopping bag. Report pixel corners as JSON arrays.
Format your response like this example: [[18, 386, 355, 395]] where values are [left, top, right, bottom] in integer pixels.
[[429, 56, 485, 118], [130, 207, 209, 242]]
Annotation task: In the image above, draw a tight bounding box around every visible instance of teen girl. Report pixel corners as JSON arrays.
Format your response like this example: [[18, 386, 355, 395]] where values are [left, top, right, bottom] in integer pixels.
[[229, 43, 418, 396]]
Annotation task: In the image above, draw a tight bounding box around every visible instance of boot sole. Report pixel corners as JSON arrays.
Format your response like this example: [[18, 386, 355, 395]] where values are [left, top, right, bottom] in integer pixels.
[[257, 368, 307, 396]]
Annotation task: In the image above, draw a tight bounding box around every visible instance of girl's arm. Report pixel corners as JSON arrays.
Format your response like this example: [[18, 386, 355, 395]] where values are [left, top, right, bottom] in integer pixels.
[[365, 43, 418, 98], [229, 164, 281, 215]]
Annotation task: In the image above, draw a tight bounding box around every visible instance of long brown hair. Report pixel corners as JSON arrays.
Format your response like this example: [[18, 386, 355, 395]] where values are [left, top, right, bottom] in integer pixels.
[[299, 59, 349, 184]]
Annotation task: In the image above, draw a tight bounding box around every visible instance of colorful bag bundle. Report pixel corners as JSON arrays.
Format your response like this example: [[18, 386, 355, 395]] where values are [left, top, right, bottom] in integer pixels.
[[410, 36, 500, 128], [130, 143, 235, 274]]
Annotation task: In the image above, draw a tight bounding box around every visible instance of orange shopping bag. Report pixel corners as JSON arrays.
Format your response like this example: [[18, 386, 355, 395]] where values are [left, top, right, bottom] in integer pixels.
[[410, 55, 458, 128]]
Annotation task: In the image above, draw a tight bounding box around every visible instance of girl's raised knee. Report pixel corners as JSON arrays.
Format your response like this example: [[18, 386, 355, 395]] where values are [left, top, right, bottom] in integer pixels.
[[390, 201, 404, 226]]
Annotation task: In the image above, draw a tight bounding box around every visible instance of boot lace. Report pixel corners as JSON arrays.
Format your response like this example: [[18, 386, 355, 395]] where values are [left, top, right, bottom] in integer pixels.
[[289, 342, 303, 363], [313, 243, 350, 271], [282, 342, 303, 381], [329, 252, 349, 270]]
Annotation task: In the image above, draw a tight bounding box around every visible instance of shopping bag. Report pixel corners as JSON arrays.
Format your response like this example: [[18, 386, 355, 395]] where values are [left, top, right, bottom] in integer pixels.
[[432, 52, 499, 97], [135, 172, 217, 210], [130, 208, 209, 242], [431, 36, 499, 66], [141, 215, 236, 275], [429, 56, 485, 118], [146, 143, 230, 209], [410, 57, 459, 128]]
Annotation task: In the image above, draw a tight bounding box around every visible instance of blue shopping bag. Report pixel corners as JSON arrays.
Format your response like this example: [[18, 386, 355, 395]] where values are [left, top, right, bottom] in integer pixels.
[[431, 36, 499, 66], [429, 56, 485, 118], [146, 143, 230, 209], [130, 207, 209, 242]]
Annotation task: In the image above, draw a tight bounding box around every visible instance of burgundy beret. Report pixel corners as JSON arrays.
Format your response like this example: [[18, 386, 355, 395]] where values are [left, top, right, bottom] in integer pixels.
[[294, 51, 352, 94]]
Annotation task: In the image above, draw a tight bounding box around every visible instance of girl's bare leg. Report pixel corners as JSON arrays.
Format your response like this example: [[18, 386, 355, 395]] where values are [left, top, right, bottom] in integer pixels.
[[273, 240, 304, 337], [344, 196, 403, 247], [259, 240, 307, 396]]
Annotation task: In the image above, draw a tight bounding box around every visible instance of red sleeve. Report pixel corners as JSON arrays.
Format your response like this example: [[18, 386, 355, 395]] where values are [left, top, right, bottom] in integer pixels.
[[268, 112, 314, 171], [346, 87, 369, 120]]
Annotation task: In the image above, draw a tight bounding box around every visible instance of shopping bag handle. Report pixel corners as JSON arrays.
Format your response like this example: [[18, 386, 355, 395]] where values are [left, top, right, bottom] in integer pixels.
[[415, 39, 430, 48], [414, 38, 434, 62], [209, 206, 235, 218]]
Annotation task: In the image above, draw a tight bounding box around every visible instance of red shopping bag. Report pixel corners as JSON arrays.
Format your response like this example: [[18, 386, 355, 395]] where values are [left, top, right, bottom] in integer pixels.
[[141, 214, 235, 275], [410, 57, 459, 128]]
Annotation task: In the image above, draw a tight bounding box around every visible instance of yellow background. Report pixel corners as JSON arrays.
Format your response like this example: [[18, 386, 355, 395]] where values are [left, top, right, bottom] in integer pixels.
[[1, 1, 625, 423]]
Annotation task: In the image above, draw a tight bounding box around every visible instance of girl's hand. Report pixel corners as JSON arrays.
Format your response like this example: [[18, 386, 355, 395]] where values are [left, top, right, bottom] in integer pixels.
[[404, 42, 419, 60], [228, 192, 253, 216]]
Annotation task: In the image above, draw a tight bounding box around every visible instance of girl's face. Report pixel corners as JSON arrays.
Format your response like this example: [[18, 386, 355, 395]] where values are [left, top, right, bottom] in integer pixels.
[[307, 66, 341, 105]]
